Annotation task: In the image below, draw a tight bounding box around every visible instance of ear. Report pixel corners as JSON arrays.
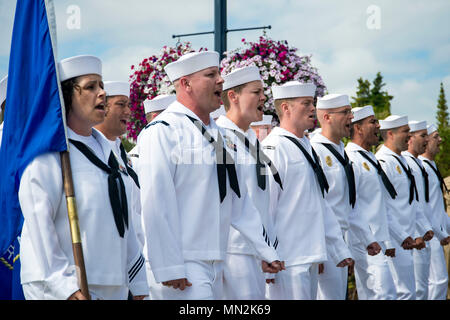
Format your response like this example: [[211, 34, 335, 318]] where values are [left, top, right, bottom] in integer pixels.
[[179, 76, 191, 92], [228, 90, 238, 104], [387, 129, 394, 140], [354, 122, 363, 135], [281, 101, 290, 116], [104, 102, 111, 117]]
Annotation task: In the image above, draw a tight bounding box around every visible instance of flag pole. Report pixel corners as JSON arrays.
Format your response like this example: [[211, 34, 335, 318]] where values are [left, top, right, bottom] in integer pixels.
[[60, 151, 91, 300], [43, 0, 91, 299]]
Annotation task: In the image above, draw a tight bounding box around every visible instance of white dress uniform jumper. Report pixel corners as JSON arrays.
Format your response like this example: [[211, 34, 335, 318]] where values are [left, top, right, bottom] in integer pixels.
[[262, 127, 351, 300], [19, 128, 148, 299], [138, 101, 279, 300], [216, 115, 282, 300], [376, 145, 427, 300], [419, 155, 450, 300], [346, 142, 398, 299], [311, 134, 371, 300], [402, 150, 433, 300]]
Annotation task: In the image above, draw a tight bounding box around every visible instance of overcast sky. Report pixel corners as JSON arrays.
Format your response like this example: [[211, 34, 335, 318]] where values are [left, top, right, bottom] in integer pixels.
[[0, 0, 449, 125]]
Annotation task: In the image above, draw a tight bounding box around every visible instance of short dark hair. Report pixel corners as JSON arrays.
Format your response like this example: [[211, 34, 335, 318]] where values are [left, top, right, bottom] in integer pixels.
[[221, 84, 246, 111], [61, 77, 80, 115], [350, 119, 363, 139], [379, 128, 394, 142]]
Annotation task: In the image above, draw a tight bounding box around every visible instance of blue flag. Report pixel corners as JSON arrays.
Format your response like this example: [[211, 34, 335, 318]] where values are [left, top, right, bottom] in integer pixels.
[[0, 0, 67, 299]]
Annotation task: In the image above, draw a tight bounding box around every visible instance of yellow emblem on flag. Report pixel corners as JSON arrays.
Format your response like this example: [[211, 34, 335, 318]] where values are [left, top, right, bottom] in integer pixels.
[[363, 162, 370, 171], [325, 156, 332, 167], [396, 165, 402, 174]]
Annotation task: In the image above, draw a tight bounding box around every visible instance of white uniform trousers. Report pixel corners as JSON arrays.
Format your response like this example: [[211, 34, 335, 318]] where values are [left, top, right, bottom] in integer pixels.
[[144, 261, 164, 300], [223, 253, 265, 300], [350, 242, 397, 300], [413, 245, 431, 300], [316, 261, 348, 300], [158, 260, 224, 300], [23, 281, 128, 300], [266, 263, 319, 300], [387, 245, 416, 300], [428, 238, 449, 300]]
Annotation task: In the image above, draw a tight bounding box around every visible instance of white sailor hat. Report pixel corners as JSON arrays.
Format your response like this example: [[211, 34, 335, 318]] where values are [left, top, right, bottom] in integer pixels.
[[223, 66, 262, 91], [0, 75, 7, 106], [351, 105, 374, 123], [408, 120, 427, 133], [210, 105, 226, 119], [316, 94, 350, 109], [427, 124, 438, 135], [271, 81, 316, 100], [104, 81, 130, 98], [379, 115, 409, 130], [251, 114, 273, 126], [144, 94, 176, 114], [58, 55, 102, 82], [164, 51, 220, 82]]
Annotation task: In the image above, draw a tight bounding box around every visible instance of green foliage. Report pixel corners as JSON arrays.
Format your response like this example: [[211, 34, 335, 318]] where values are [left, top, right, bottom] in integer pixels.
[[121, 137, 136, 153], [435, 82, 450, 177], [351, 72, 393, 120]]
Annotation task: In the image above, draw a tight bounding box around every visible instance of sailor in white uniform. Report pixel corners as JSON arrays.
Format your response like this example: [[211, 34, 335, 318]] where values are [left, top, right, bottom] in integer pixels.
[[311, 94, 378, 300], [128, 94, 176, 170], [401, 120, 435, 299], [138, 51, 284, 300], [19, 55, 148, 300], [419, 124, 450, 299], [93, 81, 148, 299], [346, 105, 397, 299], [375, 115, 431, 299], [262, 81, 353, 300], [128, 94, 176, 300], [215, 66, 283, 299]]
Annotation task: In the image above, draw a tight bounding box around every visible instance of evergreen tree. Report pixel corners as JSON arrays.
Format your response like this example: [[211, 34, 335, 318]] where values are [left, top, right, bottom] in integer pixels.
[[351, 78, 371, 108], [370, 72, 393, 120], [351, 72, 393, 120], [436, 82, 449, 130], [435, 82, 450, 178]]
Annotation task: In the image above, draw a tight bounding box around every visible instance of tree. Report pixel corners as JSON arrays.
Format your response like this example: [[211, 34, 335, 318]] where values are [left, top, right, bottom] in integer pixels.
[[435, 82, 450, 178], [351, 72, 393, 120]]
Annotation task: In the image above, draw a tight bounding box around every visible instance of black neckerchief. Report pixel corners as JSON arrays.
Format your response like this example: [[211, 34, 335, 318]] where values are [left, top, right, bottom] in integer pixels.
[[185, 115, 240, 202], [357, 150, 397, 199], [283, 135, 329, 197], [407, 155, 429, 203], [320, 143, 356, 208], [119, 143, 140, 189], [231, 129, 283, 191], [69, 139, 128, 237], [391, 154, 419, 205], [422, 159, 449, 194]]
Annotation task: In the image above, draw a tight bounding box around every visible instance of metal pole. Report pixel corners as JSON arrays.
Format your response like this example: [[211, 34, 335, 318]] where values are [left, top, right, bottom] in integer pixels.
[[214, 0, 227, 59], [60, 151, 90, 299]]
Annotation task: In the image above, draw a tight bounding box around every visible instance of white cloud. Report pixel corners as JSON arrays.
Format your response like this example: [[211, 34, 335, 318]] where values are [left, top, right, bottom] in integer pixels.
[[389, 77, 447, 125]]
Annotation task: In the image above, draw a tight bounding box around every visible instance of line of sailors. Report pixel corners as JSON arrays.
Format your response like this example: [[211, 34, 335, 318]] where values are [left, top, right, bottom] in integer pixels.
[[2, 50, 449, 300]]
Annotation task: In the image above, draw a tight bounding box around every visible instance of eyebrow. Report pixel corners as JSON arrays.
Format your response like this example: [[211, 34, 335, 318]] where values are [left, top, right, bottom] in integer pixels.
[[84, 80, 99, 86]]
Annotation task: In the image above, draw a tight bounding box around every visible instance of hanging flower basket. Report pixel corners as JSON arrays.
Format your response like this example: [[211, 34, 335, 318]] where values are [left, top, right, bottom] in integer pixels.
[[127, 42, 207, 141], [220, 36, 327, 125]]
